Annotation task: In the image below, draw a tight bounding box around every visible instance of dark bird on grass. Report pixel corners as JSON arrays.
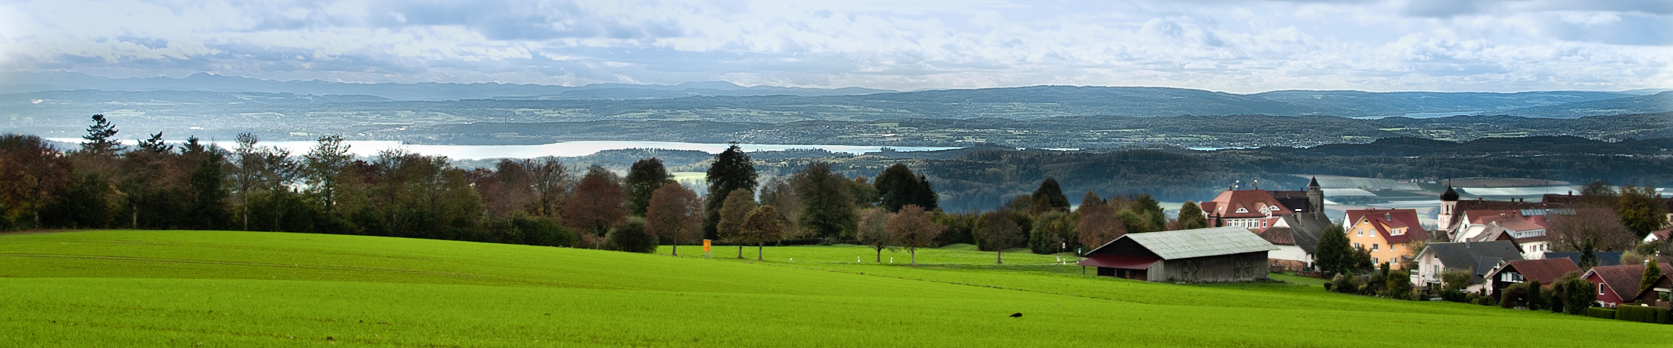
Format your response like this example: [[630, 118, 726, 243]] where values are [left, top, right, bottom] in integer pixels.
[[1009, 313, 1022, 318]]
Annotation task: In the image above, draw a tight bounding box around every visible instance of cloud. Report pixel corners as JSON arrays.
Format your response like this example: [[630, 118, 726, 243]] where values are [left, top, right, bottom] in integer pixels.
[[0, 0, 1666, 92]]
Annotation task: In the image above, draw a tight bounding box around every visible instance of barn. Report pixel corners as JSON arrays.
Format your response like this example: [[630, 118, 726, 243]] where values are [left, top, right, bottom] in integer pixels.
[[1077, 226, 1277, 282]]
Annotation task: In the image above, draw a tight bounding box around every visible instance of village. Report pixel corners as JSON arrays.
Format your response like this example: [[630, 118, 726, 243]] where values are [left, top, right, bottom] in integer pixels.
[[1076, 176, 1673, 323]]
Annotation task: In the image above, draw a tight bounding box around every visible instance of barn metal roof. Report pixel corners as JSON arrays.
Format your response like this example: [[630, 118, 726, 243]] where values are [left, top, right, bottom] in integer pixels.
[[1099, 226, 1278, 260]]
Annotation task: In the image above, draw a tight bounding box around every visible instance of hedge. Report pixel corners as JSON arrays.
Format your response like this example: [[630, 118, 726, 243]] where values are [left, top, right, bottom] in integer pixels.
[[1613, 306, 1661, 323], [1586, 307, 1616, 320]]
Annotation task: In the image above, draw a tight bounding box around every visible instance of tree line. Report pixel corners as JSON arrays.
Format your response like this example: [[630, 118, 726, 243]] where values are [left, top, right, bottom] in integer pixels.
[[3, 115, 1234, 263]]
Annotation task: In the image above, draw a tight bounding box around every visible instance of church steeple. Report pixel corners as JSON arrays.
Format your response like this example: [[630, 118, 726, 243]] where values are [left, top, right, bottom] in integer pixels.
[[1306, 176, 1324, 213]]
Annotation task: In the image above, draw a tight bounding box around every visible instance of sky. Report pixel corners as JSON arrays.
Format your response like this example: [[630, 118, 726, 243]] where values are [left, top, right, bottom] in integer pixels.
[[1, 0, 1669, 93]]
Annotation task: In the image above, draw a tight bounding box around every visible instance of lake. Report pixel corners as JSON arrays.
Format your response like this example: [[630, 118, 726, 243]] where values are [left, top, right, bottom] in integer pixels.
[[49, 139, 960, 160]]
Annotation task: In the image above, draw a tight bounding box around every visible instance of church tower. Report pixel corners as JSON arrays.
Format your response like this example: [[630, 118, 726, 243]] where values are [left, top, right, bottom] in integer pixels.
[[1437, 184, 1460, 231], [1306, 176, 1324, 213]]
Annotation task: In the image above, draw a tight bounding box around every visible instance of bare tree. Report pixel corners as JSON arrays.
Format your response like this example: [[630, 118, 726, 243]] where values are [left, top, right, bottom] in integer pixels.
[[888, 204, 944, 266], [645, 182, 702, 256], [303, 135, 352, 214], [1549, 209, 1636, 268]]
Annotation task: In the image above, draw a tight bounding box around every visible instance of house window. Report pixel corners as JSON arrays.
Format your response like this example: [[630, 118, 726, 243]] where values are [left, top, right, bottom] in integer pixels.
[[1354, 242, 1361, 249], [1373, 257, 1380, 264], [1236, 208, 1247, 213], [1599, 284, 1605, 296], [1372, 244, 1379, 251], [1357, 229, 1364, 236]]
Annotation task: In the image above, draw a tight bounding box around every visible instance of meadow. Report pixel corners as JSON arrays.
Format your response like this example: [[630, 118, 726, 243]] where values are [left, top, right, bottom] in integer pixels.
[[1, 230, 1667, 347]]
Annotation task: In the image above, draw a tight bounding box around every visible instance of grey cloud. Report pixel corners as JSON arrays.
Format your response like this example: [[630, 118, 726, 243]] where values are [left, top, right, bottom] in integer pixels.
[[1541, 13, 1673, 46]]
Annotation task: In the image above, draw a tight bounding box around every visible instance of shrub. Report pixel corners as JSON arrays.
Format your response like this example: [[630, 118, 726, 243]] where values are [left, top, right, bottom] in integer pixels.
[[1586, 307, 1617, 319], [606, 218, 658, 253], [1525, 280, 1544, 311], [1329, 274, 1359, 294], [1614, 306, 1663, 323], [1500, 283, 1527, 309], [1441, 289, 1468, 303]]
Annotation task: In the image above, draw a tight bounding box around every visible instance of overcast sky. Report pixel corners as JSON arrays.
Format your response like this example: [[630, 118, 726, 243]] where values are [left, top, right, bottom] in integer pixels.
[[2, 0, 1669, 93]]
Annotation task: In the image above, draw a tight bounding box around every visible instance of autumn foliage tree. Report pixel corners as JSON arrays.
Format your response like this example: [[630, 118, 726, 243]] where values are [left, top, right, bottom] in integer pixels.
[[564, 165, 627, 249], [645, 182, 702, 256], [856, 207, 893, 262], [739, 205, 784, 260], [887, 204, 943, 266], [0, 134, 72, 229], [1075, 199, 1125, 253], [977, 210, 1027, 264], [716, 188, 756, 258]]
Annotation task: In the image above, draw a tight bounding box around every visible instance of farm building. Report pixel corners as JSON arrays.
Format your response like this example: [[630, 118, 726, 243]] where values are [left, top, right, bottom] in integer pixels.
[[1077, 226, 1277, 283]]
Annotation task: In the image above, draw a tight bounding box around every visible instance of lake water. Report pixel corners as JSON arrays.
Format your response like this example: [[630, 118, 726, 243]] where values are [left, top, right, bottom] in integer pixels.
[[49, 139, 959, 160]]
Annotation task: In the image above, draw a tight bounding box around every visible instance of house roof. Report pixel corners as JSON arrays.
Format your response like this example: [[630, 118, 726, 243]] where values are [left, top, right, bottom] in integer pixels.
[[1258, 227, 1296, 246], [1278, 212, 1329, 255], [1076, 254, 1160, 270], [1545, 251, 1625, 267], [1417, 241, 1525, 284], [1649, 229, 1672, 242], [1488, 259, 1581, 285], [1584, 263, 1673, 301], [1205, 190, 1295, 219], [1446, 199, 1569, 231], [1346, 208, 1431, 244], [1269, 190, 1312, 213], [1087, 226, 1278, 261]]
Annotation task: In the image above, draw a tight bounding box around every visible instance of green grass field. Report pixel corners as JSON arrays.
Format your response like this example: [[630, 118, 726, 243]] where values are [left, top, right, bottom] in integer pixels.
[[2, 230, 1667, 347]]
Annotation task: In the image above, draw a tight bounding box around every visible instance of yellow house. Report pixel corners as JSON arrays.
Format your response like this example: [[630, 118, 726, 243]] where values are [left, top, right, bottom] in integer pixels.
[[1344, 208, 1430, 269]]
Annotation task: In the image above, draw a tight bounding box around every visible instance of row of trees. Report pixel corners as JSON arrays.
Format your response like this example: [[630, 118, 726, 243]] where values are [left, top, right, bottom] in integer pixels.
[[3, 115, 1226, 265]]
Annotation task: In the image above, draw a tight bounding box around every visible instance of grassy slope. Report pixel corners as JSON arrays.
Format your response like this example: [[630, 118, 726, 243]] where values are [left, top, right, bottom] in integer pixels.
[[0, 230, 1666, 347]]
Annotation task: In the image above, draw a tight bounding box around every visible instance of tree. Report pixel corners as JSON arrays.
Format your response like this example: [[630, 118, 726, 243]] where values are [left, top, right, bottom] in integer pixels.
[[135, 132, 172, 154], [228, 133, 266, 230], [1578, 181, 1619, 209], [79, 114, 122, 157], [792, 162, 857, 243], [1548, 209, 1636, 261], [1075, 200, 1124, 253], [874, 164, 936, 212], [1030, 177, 1070, 214], [526, 157, 569, 219], [564, 165, 627, 249], [1617, 183, 1668, 239], [704, 144, 757, 240], [623, 157, 672, 216], [0, 134, 72, 229], [1129, 194, 1167, 233], [1316, 224, 1355, 275], [856, 207, 894, 262], [1177, 201, 1208, 230], [759, 177, 802, 238], [303, 135, 353, 214], [185, 144, 230, 230], [888, 204, 943, 266], [1079, 191, 1102, 210], [1029, 211, 1075, 254], [645, 182, 701, 256], [849, 176, 879, 209], [976, 210, 1026, 264], [1440, 268, 1472, 293], [716, 188, 756, 258], [1526, 280, 1544, 311], [739, 205, 784, 260], [1553, 271, 1597, 315], [1642, 259, 1663, 296]]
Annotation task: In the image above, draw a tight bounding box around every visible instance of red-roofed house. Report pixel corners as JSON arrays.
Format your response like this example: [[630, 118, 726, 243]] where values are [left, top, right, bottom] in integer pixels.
[[1483, 258, 1581, 296], [1201, 189, 1295, 230], [1345, 208, 1431, 269], [1583, 262, 1673, 308]]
